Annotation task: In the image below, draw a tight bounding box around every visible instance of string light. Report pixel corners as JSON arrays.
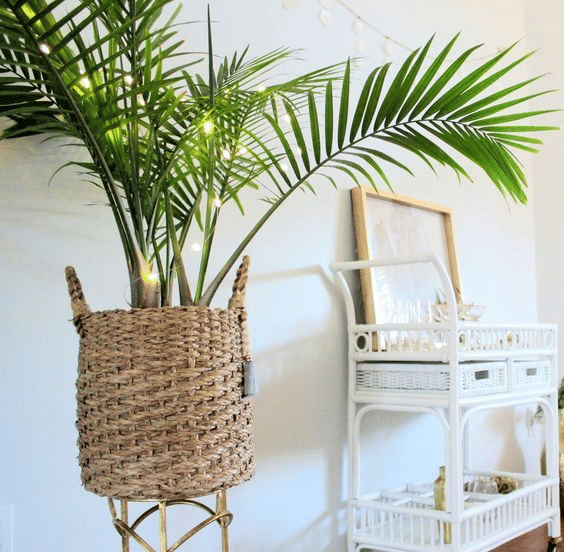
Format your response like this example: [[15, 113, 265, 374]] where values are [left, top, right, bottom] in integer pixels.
[[381, 39, 393, 57], [281, 0, 299, 9], [38, 43, 50, 55], [146, 273, 159, 284], [203, 120, 214, 135], [352, 18, 362, 35], [353, 36, 366, 54], [123, 74, 134, 86], [319, 10, 332, 25], [191, 242, 202, 252], [80, 76, 91, 89], [142, 267, 159, 285], [213, 197, 222, 208], [280, 162, 289, 172], [306, 0, 504, 62]]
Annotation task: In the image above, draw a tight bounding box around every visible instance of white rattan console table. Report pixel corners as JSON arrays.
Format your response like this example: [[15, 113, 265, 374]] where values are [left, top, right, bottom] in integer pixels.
[[331, 255, 561, 552]]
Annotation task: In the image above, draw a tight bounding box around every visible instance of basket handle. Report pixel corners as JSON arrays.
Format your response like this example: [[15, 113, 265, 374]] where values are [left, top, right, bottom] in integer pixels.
[[228, 255, 250, 310], [65, 266, 91, 335], [228, 255, 258, 396]]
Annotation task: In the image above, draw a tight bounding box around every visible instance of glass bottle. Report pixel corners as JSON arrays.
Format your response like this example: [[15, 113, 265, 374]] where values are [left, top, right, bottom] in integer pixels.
[[434, 465, 451, 544]]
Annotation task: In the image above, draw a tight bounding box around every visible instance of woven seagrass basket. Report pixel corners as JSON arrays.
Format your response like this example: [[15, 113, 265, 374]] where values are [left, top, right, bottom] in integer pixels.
[[65, 256, 255, 500]]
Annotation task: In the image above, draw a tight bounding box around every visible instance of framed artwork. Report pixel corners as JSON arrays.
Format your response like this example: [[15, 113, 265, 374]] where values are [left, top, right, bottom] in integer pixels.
[[351, 186, 463, 326]]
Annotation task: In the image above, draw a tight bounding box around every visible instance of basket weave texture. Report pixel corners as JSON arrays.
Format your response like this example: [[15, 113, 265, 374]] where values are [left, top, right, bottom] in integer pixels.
[[65, 256, 255, 500]]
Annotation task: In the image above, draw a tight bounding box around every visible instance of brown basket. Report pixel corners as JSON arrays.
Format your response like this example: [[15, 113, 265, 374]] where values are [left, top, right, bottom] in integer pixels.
[[65, 256, 255, 500]]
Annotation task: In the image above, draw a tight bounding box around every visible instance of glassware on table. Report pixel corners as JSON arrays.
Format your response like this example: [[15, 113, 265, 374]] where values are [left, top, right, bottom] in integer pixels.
[[467, 476, 498, 495]]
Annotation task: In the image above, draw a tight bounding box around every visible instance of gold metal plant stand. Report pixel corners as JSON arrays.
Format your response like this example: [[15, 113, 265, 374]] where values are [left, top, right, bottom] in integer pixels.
[[108, 490, 232, 552]]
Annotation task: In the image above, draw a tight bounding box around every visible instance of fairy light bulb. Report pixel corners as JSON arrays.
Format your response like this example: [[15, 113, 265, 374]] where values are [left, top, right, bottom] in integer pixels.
[[283, 113, 291, 124], [381, 39, 393, 57], [352, 18, 363, 35], [191, 242, 202, 252], [123, 74, 134, 86], [353, 36, 366, 53], [351, 58, 365, 70], [203, 120, 214, 135], [146, 272, 159, 284], [213, 197, 222, 208], [280, 162, 289, 172], [282, 0, 298, 9], [141, 265, 159, 285], [38, 43, 50, 55], [80, 76, 91, 89], [319, 10, 332, 25]]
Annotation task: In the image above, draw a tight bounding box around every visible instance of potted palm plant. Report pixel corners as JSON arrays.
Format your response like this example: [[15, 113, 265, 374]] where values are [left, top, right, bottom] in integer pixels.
[[0, 0, 557, 510]]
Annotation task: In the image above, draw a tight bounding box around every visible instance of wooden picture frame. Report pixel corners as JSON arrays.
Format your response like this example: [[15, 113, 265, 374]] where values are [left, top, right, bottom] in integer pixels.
[[351, 186, 463, 325]]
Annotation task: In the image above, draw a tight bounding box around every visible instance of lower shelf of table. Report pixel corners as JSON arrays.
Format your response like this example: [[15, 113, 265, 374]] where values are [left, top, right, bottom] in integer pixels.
[[351, 472, 560, 552]]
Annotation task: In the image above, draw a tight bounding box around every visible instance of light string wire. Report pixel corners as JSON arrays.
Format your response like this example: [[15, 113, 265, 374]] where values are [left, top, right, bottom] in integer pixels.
[[316, 0, 506, 62]]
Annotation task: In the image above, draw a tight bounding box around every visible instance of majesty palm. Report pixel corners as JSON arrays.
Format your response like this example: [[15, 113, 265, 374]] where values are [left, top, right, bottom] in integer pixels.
[[0, 0, 557, 307]]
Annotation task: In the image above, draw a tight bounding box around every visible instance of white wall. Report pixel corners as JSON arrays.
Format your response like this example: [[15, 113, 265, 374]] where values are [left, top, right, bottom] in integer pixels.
[[525, 1, 564, 374], [0, 1, 559, 551]]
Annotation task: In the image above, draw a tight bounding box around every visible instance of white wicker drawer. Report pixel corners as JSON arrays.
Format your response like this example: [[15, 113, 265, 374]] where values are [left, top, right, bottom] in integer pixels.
[[461, 361, 507, 396], [356, 361, 508, 396], [513, 359, 552, 389]]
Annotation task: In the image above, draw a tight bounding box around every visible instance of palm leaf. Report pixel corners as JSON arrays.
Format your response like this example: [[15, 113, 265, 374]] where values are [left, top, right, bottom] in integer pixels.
[[397, 33, 457, 121], [374, 47, 420, 130], [324, 79, 333, 156], [409, 42, 482, 120], [361, 62, 390, 135], [284, 98, 310, 172], [349, 66, 377, 142], [308, 90, 321, 164], [337, 59, 350, 149]]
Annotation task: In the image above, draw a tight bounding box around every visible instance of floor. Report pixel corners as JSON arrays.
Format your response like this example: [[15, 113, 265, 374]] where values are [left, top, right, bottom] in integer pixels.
[[491, 519, 563, 552]]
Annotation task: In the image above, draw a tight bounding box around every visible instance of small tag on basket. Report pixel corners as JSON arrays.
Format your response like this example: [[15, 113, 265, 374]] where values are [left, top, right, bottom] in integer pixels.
[[244, 360, 259, 397]]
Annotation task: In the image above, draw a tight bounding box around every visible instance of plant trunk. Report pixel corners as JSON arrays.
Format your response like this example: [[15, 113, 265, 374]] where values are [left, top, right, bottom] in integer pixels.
[[129, 259, 160, 308]]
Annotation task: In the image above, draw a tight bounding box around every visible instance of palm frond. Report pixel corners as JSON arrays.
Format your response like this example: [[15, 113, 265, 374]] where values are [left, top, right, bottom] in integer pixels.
[[0, 1, 557, 306], [199, 34, 556, 303]]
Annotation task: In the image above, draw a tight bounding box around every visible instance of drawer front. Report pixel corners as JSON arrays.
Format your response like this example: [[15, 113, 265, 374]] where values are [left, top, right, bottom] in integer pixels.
[[461, 362, 508, 396], [356, 362, 508, 396], [513, 360, 552, 389], [356, 363, 449, 392]]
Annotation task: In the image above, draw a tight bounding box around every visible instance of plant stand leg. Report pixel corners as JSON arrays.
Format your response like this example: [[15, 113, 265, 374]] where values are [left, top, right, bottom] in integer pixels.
[[121, 500, 130, 552], [108, 491, 233, 551], [159, 501, 167, 552], [216, 490, 229, 552]]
